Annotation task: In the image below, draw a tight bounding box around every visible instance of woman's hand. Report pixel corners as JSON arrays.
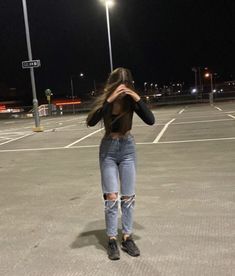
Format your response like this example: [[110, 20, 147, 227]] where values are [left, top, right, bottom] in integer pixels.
[[107, 84, 126, 103], [124, 88, 141, 102], [107, 84, 141, 103]]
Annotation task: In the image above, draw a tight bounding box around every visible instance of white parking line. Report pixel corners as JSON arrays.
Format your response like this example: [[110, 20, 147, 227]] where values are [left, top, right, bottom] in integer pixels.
[[153, 118, 175, 143], [158, 137, 235, 144], [64, 128, 104, 148], [3, 121, 16, 124], [1, 135, 235, 153], [0, 137, 12, 140], [178, 108, 185, 114], [173, 118, 232, 125], [228, 114, 235, 119], [215, 106, 223, 111], [0, 133, 33, 146]]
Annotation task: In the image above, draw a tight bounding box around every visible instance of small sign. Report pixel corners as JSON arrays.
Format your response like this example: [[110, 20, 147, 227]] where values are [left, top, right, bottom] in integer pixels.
[[45, 89, 52, 96], [22, 60, 41, 69]]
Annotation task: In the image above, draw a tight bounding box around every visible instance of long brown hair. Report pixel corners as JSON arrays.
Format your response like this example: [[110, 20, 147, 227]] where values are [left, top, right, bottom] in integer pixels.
[[86, 67, 138, 134]]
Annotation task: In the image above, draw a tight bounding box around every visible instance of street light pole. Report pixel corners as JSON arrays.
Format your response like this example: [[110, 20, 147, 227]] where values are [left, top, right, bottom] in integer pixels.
[[205, 72, 214, 105], [192, 67, 198, 91], [105, 1, 114, 72], [22, 0, 43, 131], [70, 76, 75, 114]]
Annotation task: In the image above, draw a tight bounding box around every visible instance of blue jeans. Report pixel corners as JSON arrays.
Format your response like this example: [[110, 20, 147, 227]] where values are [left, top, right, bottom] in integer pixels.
[[99, 134, 136, 237]]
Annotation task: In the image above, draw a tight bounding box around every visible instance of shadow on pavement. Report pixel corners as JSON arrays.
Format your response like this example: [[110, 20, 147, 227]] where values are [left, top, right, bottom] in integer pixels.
[[70, 220, 144, 252]]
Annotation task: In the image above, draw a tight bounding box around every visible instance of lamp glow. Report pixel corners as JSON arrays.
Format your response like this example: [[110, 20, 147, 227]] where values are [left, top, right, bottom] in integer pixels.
[[100, 0, 114, 7]]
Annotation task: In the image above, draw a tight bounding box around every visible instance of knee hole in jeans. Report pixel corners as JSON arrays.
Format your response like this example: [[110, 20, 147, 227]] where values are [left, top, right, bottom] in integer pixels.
[[121, 195, 135, 208], [104, 192, 118, 201], [121, 194, 135, 201]]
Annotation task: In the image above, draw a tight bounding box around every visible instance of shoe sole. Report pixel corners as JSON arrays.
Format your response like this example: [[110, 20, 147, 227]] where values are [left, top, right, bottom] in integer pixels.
[[121, 246, 140, 257], [108, 255, 120, 260]]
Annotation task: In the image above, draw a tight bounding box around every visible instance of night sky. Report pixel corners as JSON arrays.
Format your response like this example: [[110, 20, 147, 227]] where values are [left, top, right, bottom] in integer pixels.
[[0, 0, 234, 101]]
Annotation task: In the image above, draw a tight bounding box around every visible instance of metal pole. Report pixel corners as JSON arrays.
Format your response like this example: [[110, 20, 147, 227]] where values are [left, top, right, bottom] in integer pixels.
[[105, 2, 113, 72], [22, 0, 42, 131], [198, 66, 203, 99], [70, 76, 75, 114], [210, 74, 213, 92], [209, 73, 214, 105], [194, 69, 197, 91]]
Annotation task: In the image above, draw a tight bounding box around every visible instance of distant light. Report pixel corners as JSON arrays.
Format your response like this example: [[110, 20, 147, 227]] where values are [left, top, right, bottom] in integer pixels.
[[107, 0, 114, 7], [205, 73, 210, 78], [213, 89, 216, 93], [80, 73, 84, 77], [101, 0, 114, 7], [191, 88, 197, 94]]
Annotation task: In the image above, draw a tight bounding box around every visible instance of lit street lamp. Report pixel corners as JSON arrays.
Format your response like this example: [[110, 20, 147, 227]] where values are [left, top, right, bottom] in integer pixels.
[[70, 73, 84, 114], [205, 72, 214, 105], [144, 82, 148, 93], [192, 67, 198, 92], [100, 0, 114, 72]]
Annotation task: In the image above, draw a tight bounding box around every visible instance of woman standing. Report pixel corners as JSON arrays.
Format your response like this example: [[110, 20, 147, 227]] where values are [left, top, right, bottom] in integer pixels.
[[86, 68, 155, 260]]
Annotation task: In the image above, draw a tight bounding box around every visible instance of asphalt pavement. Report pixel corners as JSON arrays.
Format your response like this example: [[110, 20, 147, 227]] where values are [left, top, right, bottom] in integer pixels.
[[0, 102, 235, 276]]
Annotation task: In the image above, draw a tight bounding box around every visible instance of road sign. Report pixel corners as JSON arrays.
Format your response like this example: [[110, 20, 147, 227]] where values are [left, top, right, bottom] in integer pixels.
[[45, 89, 52, 96], [22, 60, 41, 69]]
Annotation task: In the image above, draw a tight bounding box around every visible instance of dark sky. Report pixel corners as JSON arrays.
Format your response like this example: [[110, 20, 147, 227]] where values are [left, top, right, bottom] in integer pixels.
[[0, 0, 234, 100]]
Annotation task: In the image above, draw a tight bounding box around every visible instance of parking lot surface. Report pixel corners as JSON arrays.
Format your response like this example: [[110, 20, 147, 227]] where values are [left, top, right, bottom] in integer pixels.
[[0, 102, 234, 276]]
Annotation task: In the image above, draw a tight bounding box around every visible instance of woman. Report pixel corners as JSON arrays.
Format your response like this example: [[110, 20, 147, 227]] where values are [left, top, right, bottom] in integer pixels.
[[86, 68, 155, 260]]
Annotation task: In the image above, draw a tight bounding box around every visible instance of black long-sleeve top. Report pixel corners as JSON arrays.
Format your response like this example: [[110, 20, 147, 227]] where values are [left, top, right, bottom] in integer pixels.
[[87, 98, 155, 133]]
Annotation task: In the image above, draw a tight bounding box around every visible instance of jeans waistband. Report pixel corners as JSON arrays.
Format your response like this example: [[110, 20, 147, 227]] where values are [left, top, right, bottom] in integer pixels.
[[102, 133, 134, 141]]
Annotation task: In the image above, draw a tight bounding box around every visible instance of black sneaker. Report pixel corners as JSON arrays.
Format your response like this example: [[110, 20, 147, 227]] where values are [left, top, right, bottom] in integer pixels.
[[107, 239, 120, 260], [121, 236, 140, 257]]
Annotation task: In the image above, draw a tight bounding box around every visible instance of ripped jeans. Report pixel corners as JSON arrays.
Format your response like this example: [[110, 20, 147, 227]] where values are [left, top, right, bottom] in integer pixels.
[[99, 134, 136, 237]]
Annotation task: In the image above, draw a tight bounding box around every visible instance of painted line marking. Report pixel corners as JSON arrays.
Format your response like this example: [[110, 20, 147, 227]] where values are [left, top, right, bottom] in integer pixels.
[[0, 133, 33, 146], [228, 114, 235, 119], [0, 137, 12, 140], [0, 146, 66, 153], [156, 137, 235, 144], [178, 108, 185, 114], [135, 118, 232, 127], [215, 106, 223, 111], [173, 118, 232, 125], [0, 132, 27, 135], [1, 136, 235, 153], [65, 128, 104, 148], [225, 111, 235, 114], [4, 121, 16, 124], [153, 118, 176, 143]]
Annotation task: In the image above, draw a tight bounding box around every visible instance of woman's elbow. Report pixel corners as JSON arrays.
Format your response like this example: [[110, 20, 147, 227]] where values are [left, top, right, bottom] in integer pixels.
[[87, 120, 96, 127]]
